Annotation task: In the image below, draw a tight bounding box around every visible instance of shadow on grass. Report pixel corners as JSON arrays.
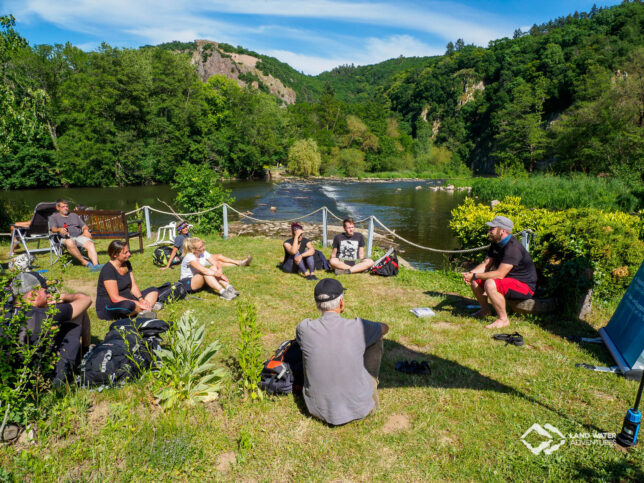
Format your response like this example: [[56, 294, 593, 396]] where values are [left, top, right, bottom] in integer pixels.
[[423, 290, 615, 365], [571, 459, 644, 481], [381, 339, 605, 433]]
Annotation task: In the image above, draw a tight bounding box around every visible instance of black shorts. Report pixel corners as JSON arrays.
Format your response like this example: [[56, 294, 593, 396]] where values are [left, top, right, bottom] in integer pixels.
[[97, 287, 158, 320], [179, 277, 197, 294]]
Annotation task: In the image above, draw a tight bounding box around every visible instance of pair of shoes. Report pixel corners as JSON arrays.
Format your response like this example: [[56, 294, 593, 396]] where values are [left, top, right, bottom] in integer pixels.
[[227, 285, 240, 296], [492, 332, 524, 346], [87, 262, 104, 272], [394, 360, 431, 375], [138, 310, 157, 319], [220, 286, 238, 300], [239, 255, 252, 266], [305, 274, 319, 281], [152, 302, 163, 312], [334, 268, 351, 275]]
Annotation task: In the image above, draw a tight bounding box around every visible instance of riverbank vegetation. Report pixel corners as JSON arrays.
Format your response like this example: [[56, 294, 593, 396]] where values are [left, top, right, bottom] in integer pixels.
[[1, 2, 643, 192], [451, 197, 644, 305], [1, 235, 643, 480]]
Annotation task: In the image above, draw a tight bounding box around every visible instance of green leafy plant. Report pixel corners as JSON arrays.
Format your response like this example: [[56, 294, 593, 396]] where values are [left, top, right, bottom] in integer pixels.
[[170, 162, 234, 234], [153, 311, 226, 408], [237, 302, 264, 401], [0, 272, 62, 427]]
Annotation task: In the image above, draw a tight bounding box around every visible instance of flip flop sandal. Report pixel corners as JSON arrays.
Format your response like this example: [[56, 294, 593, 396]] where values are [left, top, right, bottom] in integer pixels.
[[493, 332, 524, 346], [395, 360, 431, 375], [395, 360, 413, 373], [412, 361, 431, 375]]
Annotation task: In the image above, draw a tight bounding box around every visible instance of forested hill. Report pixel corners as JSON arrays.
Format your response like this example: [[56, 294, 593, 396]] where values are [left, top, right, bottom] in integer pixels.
[[0, 1, 642, 190]]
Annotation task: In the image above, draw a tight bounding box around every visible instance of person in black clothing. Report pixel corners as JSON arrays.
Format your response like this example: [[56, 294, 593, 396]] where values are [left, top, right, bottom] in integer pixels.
[[462, 216, 538, 329], [329, 218, 374, 275], [96, 240, 159, 320], [283, 223, 318, 280], [11, 271, 92, 385]]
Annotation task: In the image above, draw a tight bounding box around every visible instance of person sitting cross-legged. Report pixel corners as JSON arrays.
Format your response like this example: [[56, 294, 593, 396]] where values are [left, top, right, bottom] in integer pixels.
[[96, 240, 159, 320], [296, 278, 389, 426], [329, 217, 374, 275], [178, 237, 239, 301], [462, 216, 538, 329], [48, 199, 103, 272], [282, 222, 318, 281]]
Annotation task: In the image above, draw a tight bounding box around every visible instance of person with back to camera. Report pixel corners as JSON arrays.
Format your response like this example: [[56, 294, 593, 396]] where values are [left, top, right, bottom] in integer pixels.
[[296, 278, 389, 425], [329, 217, 374, 275], [178, 237, 239, 300], [96, 240, 159, 320], [160, 221, 252, 270], [282, 222, 318, 281]]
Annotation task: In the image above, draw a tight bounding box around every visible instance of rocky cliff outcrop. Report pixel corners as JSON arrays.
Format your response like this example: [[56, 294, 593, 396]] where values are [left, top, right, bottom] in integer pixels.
[[191, 40, 296, 105]]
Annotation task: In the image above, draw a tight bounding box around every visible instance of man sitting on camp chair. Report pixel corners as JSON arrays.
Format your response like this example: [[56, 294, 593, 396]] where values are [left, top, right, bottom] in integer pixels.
[[49, 199, 103, 272]]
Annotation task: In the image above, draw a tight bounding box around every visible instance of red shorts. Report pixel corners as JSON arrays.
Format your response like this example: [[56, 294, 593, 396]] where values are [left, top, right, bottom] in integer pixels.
[[476, 277, 534, 299]]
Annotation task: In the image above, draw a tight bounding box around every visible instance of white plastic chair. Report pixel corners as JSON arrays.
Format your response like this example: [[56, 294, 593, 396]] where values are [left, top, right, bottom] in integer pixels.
[[147, 221, 177, 247]]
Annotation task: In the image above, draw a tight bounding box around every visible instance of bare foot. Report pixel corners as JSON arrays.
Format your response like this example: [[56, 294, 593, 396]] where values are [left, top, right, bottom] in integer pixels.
[[472, 309, 491, 318], [485, 318, 510, 329]]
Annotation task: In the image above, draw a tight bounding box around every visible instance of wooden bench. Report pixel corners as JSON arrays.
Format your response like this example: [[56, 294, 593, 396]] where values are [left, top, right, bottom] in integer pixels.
[[74, 210, 144, 253]]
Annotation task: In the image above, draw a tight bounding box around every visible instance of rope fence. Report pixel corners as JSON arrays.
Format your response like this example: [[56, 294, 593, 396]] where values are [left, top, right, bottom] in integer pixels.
[[129, 203, 535, 258]]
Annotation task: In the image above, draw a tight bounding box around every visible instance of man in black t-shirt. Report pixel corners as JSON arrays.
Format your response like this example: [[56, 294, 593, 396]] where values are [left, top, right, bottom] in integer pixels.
[[462, 216, 537, 329], [11, 272, 92, 385], [330, 218, 374, 275]]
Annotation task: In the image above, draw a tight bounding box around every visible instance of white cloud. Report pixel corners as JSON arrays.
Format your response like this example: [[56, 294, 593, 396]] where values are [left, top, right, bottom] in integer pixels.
[[266, 34, 443, 74], [5, 0, 515, 72]]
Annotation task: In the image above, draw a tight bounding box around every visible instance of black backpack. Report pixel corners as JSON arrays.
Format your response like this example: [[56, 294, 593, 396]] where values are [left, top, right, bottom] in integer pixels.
[[370, 249, 399, 277], [156, 282, 187, 305], [152, 245, 180, 267], [260, 339, 304, 395], [313, 249, 330, 271], [77, 317, 172, 387]]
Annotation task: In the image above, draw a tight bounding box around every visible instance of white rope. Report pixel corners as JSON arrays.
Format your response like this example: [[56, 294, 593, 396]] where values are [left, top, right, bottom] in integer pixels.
[[372, 216, 489, 254], [145, 204, 225, 216], [225, 205, 326, 223]]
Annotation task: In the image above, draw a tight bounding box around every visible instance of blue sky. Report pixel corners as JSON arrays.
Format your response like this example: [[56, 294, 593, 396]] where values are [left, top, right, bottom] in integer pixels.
[[2, 1, 622, 75]]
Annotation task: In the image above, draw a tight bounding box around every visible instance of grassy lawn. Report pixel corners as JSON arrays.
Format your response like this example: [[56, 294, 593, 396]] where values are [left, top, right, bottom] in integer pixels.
[[1, 235, 643, 481]]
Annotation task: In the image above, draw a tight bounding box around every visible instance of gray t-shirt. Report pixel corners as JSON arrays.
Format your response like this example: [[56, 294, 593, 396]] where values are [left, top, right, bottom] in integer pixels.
[[296, 311, 382, 425], [49, 212, 86, 237]]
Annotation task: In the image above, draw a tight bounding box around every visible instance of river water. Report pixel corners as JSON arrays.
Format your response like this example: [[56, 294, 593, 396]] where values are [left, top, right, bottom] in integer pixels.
[[1, 180, 468, 269]]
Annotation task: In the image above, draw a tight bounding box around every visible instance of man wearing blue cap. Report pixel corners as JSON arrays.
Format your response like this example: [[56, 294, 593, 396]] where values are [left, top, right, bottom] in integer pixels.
[[296, 278, 389, 425], [462, 215, 537, 329]]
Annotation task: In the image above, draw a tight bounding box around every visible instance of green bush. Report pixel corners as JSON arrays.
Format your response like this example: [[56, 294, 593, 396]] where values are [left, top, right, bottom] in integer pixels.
[[171, 162, 234, 234], [450, 197, 644, 303]]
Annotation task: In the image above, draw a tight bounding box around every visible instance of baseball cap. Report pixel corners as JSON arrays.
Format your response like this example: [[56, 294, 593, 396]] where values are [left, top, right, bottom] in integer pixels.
[[486, 215, 513, 231], [177, 221, 190, 231], [11, 271, 48, 295], [314, 278, 345, 302], [291, 222, 303, 231]]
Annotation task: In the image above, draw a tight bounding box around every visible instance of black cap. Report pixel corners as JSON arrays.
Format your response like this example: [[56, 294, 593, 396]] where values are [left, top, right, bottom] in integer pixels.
[[314, 278, 345, 302]]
